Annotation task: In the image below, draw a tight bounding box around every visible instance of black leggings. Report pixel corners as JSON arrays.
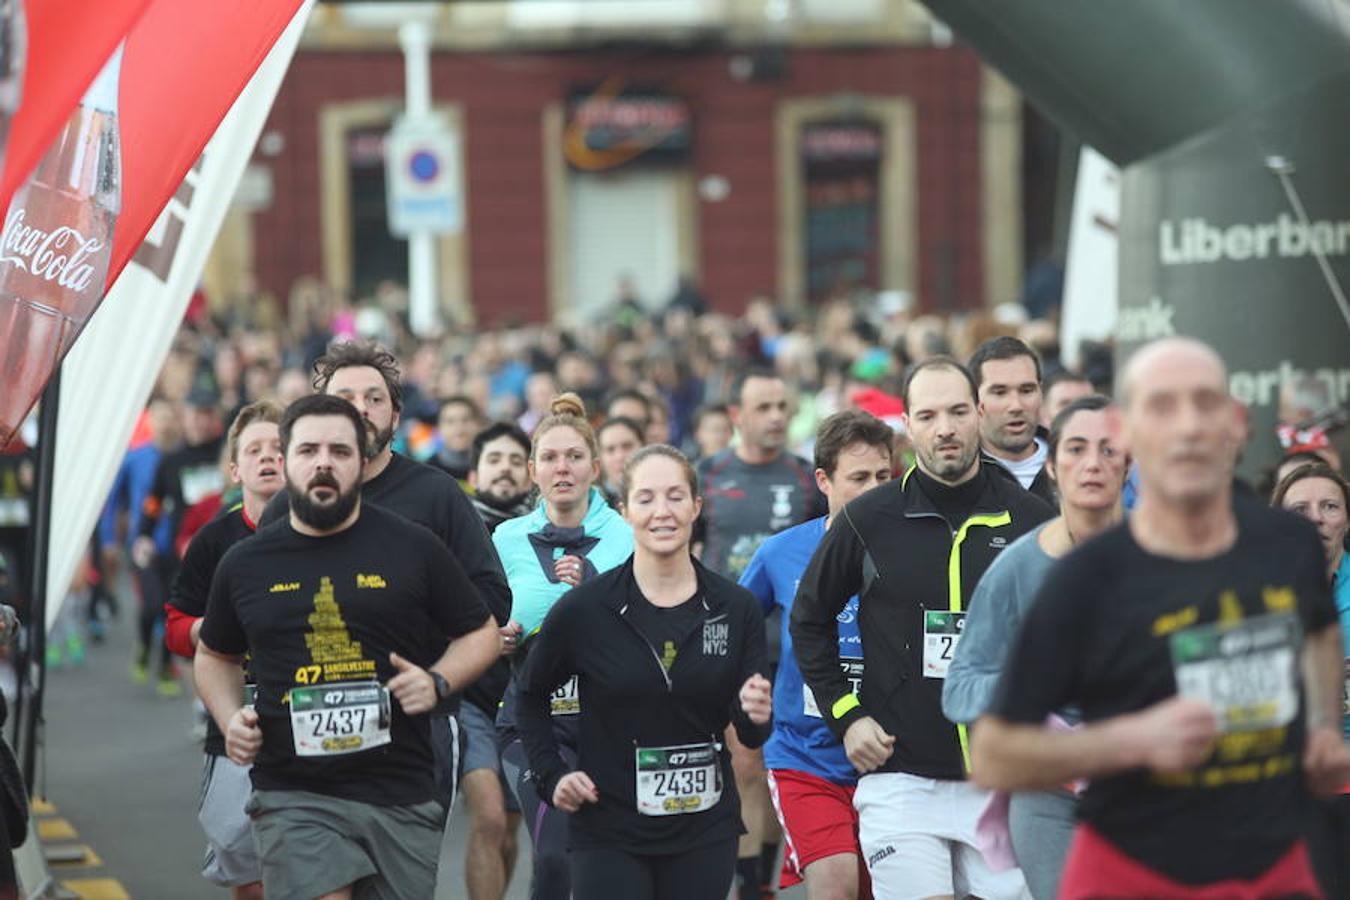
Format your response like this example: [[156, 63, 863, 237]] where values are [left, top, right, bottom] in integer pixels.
[[570, 838, 738, 900], [501, 738, 574, 900], [133, 559, 172, 675]]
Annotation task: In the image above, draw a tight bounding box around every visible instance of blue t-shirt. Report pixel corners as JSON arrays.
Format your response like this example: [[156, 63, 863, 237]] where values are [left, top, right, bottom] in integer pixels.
[[740, 517, 859, 785]]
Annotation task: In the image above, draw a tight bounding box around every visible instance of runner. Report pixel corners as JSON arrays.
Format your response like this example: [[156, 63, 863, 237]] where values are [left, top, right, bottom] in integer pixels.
[[196, 394, 501, 900], [515, 444, 774, 900], [969, 337, 1056, 505], [739, 409, 893, 900], [1272, 462, 1350, 896], [791, 356, 1051, 900], [697, 368, 825, 899], [260, 341, 512, 812], [493, 393, 633, 900], [972, 338, 1350, 898], [942, 395, 1125, 899], [164, 400, 284, 900], [461, 420, 533, 900], [598, 416, 646, 508], [132, 386, 225, 695]]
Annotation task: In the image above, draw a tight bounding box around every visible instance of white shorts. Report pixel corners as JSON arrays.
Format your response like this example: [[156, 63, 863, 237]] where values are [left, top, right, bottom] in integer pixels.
[[854, 772, 1027, 900], [198, 754, 261, 887]]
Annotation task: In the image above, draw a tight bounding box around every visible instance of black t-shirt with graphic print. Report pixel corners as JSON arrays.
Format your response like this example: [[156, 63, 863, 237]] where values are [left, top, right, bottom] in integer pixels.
[[695, 449, 826, 580], [200, 504, 490, 806], [991, 498, 1336, 885]]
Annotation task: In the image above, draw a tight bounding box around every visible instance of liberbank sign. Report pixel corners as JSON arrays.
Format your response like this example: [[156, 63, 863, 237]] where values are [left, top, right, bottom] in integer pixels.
[[1117, 76, 1350, 476], [1159, 214, 1350, 266]]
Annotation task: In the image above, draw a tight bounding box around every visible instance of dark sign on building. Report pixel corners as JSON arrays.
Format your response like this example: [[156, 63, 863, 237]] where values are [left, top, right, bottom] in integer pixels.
[[564, 81, 692, 170]]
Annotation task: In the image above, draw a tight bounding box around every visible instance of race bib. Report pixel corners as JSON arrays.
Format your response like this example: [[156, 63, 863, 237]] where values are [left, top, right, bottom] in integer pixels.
[[635, 742, 722, 816], [289, 680, 391, 757], [180, 464, 225, 506], [550, 676, 580, 716], [0, 498, 28, 527], [804, 658, 864, 718], [1170, 613, 1300, 733], [922, 611, 965, 679]]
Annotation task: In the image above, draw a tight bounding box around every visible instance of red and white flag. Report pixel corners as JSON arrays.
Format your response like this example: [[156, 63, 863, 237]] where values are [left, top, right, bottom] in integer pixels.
[[0, 0, 153, 211], [47, 1, 316, 628], [0, 0, 309, 445]]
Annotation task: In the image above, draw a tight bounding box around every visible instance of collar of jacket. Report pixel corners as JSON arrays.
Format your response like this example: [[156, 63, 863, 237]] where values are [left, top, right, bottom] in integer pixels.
[[594, 554, 728, 616], [888, 462, 1013, 522]]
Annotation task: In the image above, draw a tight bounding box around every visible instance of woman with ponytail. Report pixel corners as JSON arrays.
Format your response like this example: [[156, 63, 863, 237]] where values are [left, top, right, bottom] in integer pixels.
[[493, 393, 633, 900]]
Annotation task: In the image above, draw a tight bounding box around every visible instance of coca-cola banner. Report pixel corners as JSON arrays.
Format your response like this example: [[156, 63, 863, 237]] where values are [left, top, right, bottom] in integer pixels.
[[0, 0, 307, 445], [46, 0, 315, 631], [0, 0, 152, 210]]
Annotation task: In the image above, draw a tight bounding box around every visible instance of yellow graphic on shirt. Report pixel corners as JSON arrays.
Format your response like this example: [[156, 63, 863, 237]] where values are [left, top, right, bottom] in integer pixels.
[[271, 582, 299, 593], [1218, 590, 1244, 625], [1262, 586, 1295, 614], [1152, 605, 1198, 637], [357, 573, 386, 589], [293, 576, 376, 686], [660, 640, 678, 672]]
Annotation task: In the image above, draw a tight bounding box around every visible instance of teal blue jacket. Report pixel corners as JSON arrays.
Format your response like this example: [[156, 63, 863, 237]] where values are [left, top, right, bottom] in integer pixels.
[[492, 488, 634, 639]]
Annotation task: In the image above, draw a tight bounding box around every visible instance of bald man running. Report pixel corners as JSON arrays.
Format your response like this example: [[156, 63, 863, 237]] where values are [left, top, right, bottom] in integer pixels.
[[971, 338, 1350, 898]]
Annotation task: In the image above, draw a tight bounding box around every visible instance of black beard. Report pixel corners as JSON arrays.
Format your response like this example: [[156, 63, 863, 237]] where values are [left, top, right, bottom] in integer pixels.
[[477, 485, 531, 511], [288, 474, 361, 530], [364, 422, 395, 460]]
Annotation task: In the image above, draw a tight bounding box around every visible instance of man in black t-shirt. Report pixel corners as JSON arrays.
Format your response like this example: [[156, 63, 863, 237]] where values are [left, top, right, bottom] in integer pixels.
[[196, 395, 500, 900], [259, 342, 512, 813], [972, 338, 1350, 898]]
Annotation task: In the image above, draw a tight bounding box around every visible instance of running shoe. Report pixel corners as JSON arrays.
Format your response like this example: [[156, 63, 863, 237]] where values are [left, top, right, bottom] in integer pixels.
[[131, 649, 149, 684], [156, 674, 183, 698], [65, 635, 86, 666]]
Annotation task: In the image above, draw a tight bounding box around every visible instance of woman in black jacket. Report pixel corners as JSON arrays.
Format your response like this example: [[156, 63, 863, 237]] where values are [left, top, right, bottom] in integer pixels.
[[517, 444, 773, 900]]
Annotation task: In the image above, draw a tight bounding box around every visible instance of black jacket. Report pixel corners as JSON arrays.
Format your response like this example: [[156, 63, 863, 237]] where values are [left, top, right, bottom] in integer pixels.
[[790, 463, 1053, 780], [516, 557, 770, 854]]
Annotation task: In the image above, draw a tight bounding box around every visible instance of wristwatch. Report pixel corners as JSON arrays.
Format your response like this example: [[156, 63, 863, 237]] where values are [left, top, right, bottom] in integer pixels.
[[430, 672, 453, 702]]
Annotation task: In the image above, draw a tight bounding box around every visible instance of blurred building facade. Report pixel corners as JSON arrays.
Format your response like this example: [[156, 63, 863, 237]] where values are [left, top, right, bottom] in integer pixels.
[[204, 0, 1031, 327]]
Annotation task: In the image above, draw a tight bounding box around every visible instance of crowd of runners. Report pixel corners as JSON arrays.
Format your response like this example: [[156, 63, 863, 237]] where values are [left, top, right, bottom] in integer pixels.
[[12, 286, 1349, 899]]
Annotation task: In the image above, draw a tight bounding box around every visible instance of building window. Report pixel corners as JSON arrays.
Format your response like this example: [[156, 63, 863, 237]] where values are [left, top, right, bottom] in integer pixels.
[[801, 121, 882, 303], [347, 125, 408, 297]]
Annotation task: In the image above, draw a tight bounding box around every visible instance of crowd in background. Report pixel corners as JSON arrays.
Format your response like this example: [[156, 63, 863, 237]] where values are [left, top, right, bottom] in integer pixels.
[[19, 272, 1344, 678]]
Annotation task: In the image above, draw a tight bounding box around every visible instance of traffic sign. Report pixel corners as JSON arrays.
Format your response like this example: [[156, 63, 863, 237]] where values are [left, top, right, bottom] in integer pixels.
[[385, 114, 463, 236]]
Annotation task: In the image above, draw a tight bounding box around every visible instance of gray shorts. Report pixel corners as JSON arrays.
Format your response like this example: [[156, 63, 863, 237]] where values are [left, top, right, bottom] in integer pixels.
[[198, 754, 261, 887], [458, 702, 520, 813], [246, 789, 444, 900]]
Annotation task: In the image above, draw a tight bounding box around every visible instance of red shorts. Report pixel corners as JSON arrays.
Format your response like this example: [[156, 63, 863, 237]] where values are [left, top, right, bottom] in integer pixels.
[[1059, 824, 1323, 899], [767, 768, 871, 897]]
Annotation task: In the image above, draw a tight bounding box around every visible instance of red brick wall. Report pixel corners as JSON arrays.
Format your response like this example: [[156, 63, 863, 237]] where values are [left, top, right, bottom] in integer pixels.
[[252, 45, 986, 326]]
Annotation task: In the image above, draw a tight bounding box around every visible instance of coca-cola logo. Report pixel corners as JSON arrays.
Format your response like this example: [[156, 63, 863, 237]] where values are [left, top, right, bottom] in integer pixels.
[[0, 208, 104, 292]]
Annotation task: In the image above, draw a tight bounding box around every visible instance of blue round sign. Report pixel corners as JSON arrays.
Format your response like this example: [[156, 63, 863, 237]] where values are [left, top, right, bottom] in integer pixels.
[[409, 149, 440, 183]]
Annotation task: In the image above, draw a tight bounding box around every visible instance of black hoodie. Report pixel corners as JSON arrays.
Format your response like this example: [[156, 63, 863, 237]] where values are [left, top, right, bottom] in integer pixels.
[[516, 557, 769, 854]]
